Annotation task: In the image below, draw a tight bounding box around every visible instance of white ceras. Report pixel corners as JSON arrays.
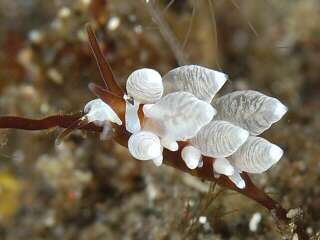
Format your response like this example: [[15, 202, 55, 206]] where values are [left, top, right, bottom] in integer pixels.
[[128, 131, 163, 166], [83, 98, 122, 139], [213, 90, 288, 136], [143, 91, 216, 151], [125, 68, 163, 133]]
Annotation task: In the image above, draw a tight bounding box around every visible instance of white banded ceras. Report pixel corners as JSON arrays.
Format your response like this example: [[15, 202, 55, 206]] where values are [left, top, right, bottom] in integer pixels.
[[84, 64, 287, 189]]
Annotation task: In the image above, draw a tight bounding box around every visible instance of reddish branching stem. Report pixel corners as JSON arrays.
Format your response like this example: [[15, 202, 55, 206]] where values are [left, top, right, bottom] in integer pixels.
[[0, 115, 102, 132]]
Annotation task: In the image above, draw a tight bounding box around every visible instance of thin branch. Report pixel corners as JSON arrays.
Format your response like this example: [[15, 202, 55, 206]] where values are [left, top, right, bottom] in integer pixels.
[[182, 0, 196, 51], [229, 0, 258, 37], [162, 0, 175, 15], [207, 0, 222, 70], [142, 0, 189, 66], [0, 114, 101, 132], [55, 116, 90, 145]]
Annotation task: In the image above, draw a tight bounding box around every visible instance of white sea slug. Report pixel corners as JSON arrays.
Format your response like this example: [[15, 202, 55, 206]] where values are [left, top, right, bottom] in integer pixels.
[[213, 90, 288, 135], [143, 91, 216, 150], [163, 65, 227, 102]]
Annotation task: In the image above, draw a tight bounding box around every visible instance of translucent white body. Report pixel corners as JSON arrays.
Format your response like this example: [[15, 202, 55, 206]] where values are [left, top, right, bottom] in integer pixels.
[[119, 65, 288, 189]]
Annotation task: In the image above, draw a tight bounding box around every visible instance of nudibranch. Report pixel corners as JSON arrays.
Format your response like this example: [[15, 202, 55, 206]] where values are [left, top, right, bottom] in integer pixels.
[[85, 62, 287, 189], [1, 26, 303, 237]]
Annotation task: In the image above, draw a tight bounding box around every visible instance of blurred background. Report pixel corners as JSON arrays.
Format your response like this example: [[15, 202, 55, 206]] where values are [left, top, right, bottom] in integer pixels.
[[0, 0, 319, 239]]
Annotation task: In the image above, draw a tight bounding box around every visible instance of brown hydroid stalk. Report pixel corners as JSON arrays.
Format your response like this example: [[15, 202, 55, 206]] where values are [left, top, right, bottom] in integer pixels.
[[55, 116, 91, 145], [0, 115, 102, 132]]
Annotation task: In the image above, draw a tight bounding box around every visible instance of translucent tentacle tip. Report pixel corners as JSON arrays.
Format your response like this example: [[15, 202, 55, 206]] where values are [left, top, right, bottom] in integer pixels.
[[273, 101, 288, 119], [161, 137, 179, 152], [235, 127, 249, 144], [229, 173, 246, 189], [181, 146, 202, 169], [236, 178, 246, 189], [269, 144, 284, 164], [213, 157, 235, 176], [268, 99, 288, 121], [146, 143, 161, 158], [152, 154, 163, 167], [215, 71, 228, 89]]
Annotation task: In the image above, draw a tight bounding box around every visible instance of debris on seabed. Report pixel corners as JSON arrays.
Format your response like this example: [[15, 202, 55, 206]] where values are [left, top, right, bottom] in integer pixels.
[[0, 172, 22, 221], [198, 216, 207, 224], [249, 212, 262, 232]]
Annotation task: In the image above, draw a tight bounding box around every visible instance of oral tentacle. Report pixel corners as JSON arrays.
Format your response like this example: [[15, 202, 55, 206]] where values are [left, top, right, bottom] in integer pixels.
[[124, 95, 141, 134]]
